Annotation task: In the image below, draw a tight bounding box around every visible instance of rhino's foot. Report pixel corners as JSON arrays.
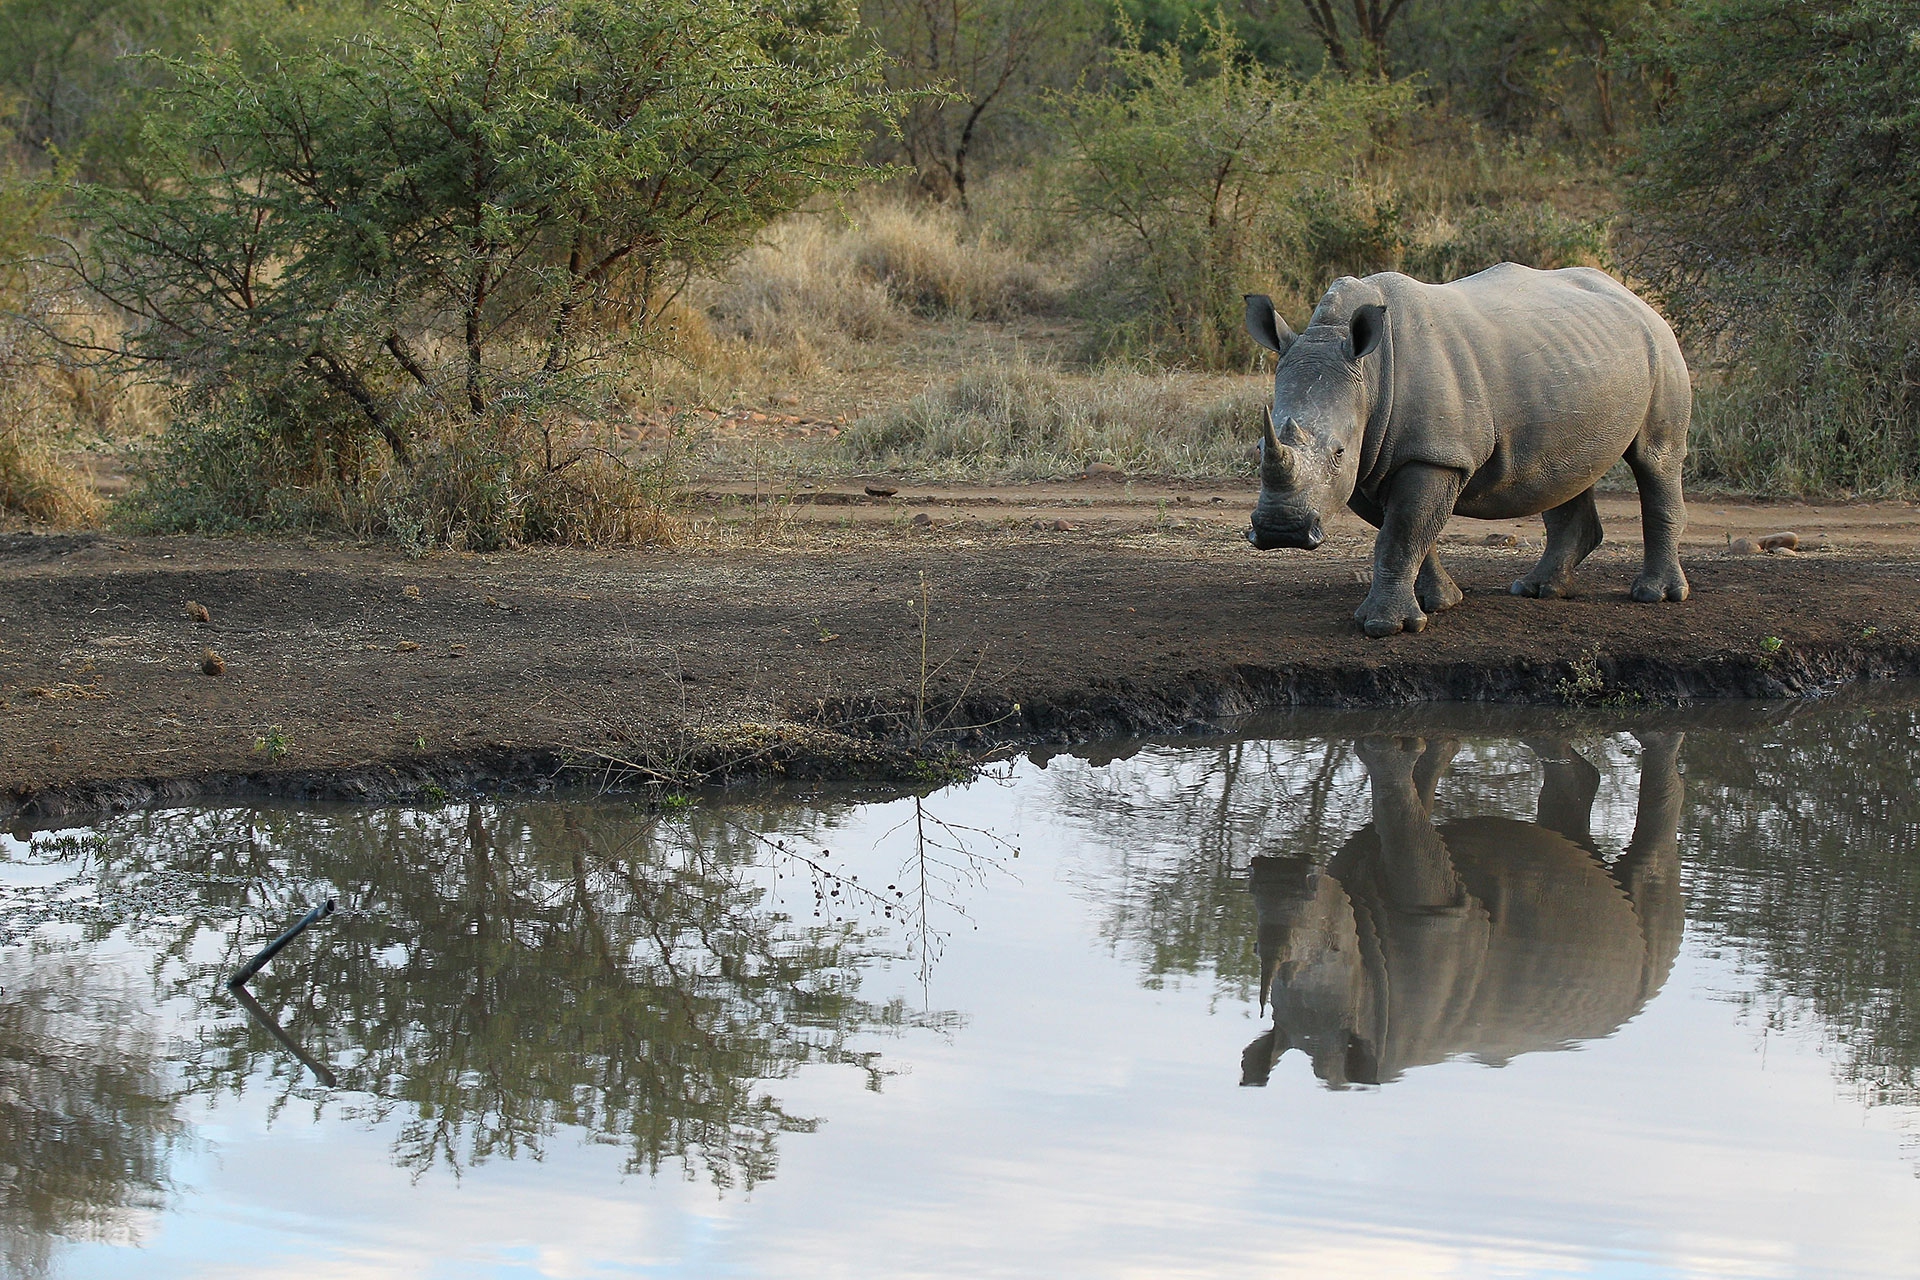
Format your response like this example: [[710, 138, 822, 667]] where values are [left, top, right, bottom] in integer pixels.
[[1510, 575, 1574, 599], [1355, 590, 1428, 638], [1354, 734, 1425, 775], [1416, 561, 1464, 613], [1631, 566, 1690, 603]]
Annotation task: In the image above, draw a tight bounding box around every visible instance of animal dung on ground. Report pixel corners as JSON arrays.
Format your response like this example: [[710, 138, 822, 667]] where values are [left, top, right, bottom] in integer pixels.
[[401, 584, 421, 599], [1484, 532, 1519, 548], [864, 483, 898, 498], [1731, 531, 1802, 556], [185, 600, 212, 623], [396, 640, 420, 652], [200, 648, 226, 676], [910, 512, 934, 528]]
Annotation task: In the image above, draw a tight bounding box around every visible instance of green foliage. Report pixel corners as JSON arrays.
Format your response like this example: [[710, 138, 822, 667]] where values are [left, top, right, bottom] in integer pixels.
[[1631, 0, 1920, 296], [1398, 1, 1670, 142], [74, 0, 883, 540], [1048, 16, 1413, 366], [863, 0, 1099, 206], [1686, 278, 1920, 497]]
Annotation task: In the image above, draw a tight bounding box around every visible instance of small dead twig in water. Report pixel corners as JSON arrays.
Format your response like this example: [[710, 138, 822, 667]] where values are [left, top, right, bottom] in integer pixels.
[[227, 899, 336, 989]]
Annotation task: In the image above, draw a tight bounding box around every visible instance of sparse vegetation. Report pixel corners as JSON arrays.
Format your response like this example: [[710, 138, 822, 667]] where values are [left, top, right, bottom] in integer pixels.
[[0, 0, 1910, 530], [837, 357, 1265, 480]]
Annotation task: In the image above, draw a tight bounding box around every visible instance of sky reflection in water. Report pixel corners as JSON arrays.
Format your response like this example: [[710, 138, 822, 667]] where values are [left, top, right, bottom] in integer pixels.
[[4, 695, 1920, 1278]]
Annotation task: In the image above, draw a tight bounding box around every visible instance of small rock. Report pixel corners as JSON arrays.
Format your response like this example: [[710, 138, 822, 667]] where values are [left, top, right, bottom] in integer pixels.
[[1758, 531, 1800, 552], [200, 649, 225, 677], [1083, 461, 1121, 478], [910, 513, 934, 528], [1728, 537, 1763, 555], [185, 600, 212, 623], [1052, 519, 1074, 532], [396, 640, 420, 652], [402, 584, 421, 599], [865, 483, 898, 498], [1484, 532, 1519, 548]]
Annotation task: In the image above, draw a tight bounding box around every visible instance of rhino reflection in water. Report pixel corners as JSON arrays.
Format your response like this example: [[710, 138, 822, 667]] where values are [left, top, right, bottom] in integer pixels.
[[1242, 733, 1685, 1088]]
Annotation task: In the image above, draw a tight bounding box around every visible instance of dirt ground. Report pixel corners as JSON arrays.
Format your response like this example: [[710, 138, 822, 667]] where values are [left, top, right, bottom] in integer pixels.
[[5, 480, 1918, 822]]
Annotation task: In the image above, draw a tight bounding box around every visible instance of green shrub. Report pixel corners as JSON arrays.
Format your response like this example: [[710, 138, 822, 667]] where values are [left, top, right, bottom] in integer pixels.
[[1688, 279, 1920, 497], [1046, 15, 1411, 367], [1630, 0, 1920, 332], [78, 0, 884, 544]]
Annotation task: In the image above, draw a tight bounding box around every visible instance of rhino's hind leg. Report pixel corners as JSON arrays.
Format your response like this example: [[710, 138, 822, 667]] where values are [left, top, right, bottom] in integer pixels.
[[1511, 488, 1604, 599], [1416, 552, 1464, 614], [1626, 445, 1690, 603]]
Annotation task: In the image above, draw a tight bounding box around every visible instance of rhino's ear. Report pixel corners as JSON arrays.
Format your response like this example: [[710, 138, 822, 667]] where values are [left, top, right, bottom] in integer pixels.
[[1348, 303, 1386, 361], [1245, 294, 1295, 356]]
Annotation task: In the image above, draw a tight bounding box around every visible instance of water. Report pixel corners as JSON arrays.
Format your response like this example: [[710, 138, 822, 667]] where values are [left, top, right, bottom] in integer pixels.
[[5, 694, 1920, 1278]]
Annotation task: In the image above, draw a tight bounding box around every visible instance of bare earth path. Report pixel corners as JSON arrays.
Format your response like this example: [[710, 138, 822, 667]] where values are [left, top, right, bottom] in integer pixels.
[[4, 483, 1917, 822]]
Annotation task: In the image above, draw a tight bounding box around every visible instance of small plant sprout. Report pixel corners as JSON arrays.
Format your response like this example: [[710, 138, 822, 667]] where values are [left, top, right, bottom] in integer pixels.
[[254, 725, 292, 759], [1760, 636, 1784, 654]]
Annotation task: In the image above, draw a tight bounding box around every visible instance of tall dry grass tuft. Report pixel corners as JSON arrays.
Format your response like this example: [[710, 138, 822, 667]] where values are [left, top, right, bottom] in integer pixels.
[[0, 415, 100, 526], [837, 358, 1267, 480], [700, 198, 1056, 345], [848, 201, 1049, 320]]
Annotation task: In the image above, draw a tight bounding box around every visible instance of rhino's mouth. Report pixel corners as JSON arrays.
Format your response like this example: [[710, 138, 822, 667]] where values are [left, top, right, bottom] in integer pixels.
[[1248, 515, 1324, 551]]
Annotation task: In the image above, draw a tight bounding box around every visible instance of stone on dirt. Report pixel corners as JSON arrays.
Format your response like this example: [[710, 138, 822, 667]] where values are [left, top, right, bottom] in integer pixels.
[[865, 484, 898, 498]]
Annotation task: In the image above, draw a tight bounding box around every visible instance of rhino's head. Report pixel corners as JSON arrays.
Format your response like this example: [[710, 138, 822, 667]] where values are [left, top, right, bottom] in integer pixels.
[[1242, 288, 1384, 551], [1242, 854, 1375, 1086]]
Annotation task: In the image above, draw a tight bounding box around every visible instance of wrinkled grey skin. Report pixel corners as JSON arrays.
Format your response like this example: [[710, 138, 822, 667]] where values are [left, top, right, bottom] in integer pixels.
[[1245, 264, 1692, 638], [1239, 733, 1685, 1089]]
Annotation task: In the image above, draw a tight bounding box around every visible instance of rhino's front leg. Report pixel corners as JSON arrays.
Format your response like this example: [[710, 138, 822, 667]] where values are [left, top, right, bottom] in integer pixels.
[[1355, 464, 1465, 638]]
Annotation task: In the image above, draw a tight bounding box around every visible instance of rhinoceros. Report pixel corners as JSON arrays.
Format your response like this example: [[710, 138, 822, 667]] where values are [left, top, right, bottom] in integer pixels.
[[1244, 264, 1692, 637], [1240, 733, 1685, 1088]]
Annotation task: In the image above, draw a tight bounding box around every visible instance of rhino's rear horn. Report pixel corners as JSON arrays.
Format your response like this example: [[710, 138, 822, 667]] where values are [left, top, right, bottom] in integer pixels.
[[1261, 406, 1297, 487]]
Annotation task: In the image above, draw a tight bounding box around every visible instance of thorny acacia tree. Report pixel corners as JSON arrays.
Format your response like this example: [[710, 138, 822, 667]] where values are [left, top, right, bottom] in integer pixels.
[[67, 0, 883, 470]]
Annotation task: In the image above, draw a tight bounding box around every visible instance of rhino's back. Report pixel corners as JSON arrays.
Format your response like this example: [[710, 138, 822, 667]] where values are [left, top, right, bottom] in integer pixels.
[[1439, 816, 1654, 1057], [1358, 264, 1687, 515], [1345, 816, 1655, 1079]]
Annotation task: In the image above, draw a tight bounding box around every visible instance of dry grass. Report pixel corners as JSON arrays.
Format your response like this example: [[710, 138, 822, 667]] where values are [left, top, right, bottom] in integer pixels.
[[834, 357, 1267, 482], [0, 416, 99, 527]]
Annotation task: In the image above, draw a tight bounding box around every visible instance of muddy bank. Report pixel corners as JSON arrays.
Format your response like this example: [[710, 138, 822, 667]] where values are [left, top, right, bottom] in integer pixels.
[[4, 526, 1918, 824]]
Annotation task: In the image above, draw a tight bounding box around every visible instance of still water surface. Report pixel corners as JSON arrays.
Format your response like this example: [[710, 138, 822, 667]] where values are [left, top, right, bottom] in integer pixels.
[[5, 696, 1920, 1278]]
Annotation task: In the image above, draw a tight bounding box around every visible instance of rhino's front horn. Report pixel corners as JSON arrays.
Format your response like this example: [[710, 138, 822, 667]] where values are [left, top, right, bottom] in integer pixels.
[[1261, 406, 1296, 487]]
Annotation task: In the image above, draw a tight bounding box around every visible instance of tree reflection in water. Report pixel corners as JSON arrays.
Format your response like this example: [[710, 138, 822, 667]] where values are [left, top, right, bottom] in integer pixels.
[[1680, 704, 1920, 1112], [31, 799, 955, 1191], [0, 952, 183, 1280]]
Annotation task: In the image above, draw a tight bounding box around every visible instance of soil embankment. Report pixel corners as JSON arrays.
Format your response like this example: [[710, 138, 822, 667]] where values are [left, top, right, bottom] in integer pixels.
[[4, 486, 1917, 823]]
